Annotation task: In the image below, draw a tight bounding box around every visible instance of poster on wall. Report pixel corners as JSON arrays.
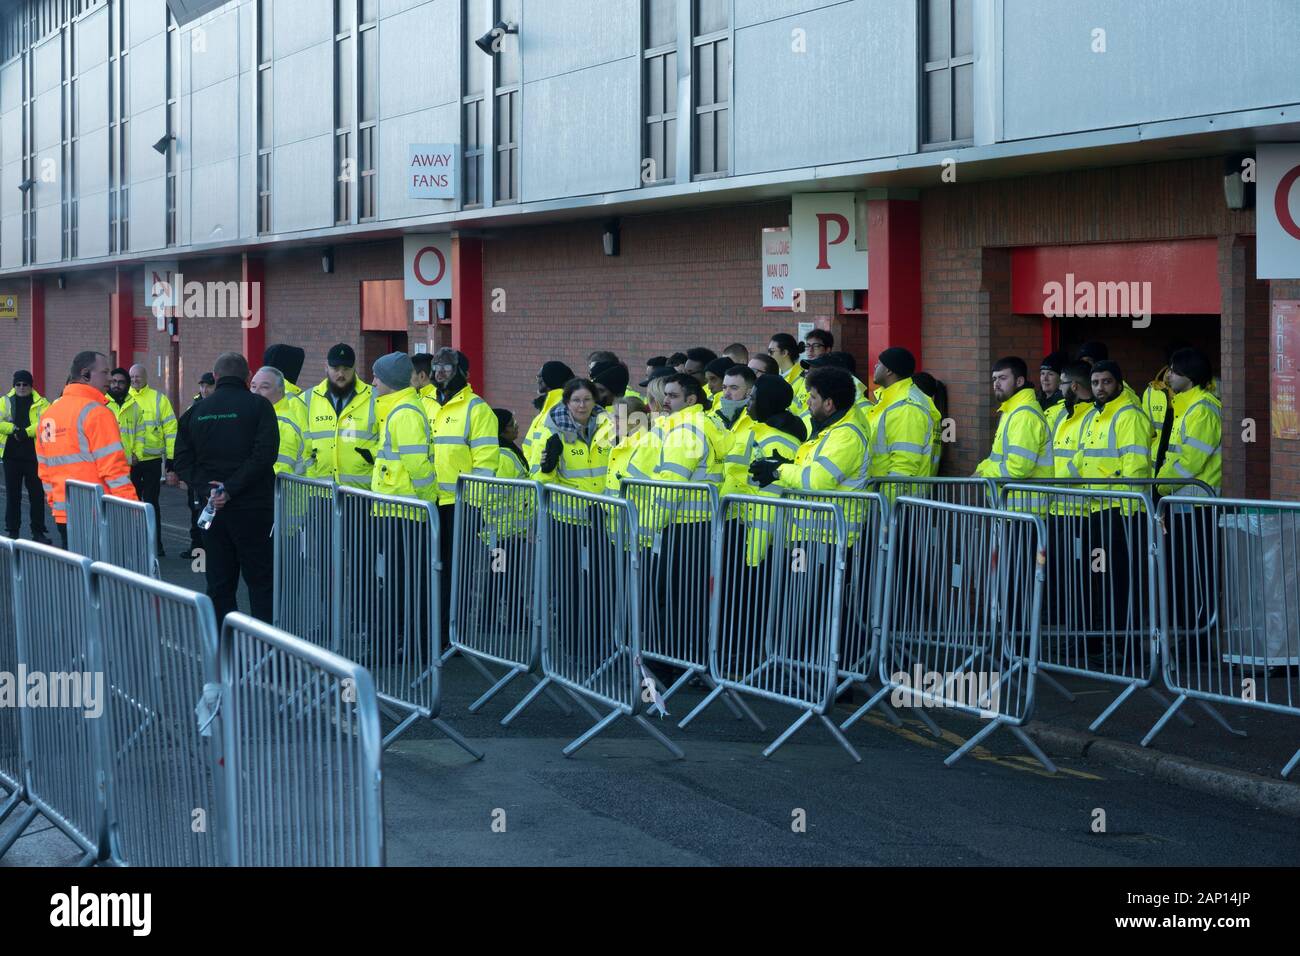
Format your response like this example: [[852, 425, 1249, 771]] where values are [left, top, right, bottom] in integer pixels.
[[1272, 300, 1300, 440], [1257, 145, 1300, 280], [761, 227, 792, 309]]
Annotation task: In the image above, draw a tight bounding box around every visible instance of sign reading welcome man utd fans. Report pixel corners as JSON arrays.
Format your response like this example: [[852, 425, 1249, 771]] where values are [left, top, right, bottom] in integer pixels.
[[1258, 144, 1300, 279], [403, 235, 453, 300], [407, 144, 457, 200], [789, 193, 868, 291]]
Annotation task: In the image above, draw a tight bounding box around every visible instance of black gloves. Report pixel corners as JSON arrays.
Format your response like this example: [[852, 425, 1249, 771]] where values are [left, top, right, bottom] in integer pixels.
[[541, 433, 564, 474], [748, 454, 787, 487]]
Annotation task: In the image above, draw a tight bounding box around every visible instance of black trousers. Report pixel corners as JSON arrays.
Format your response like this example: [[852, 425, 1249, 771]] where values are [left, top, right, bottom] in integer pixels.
[[4, 455, 46, 538], [186, 483, 204, 551], [130, 457, 164, 553], [203, 506, 274, 626], [438, 503, 456, 647]]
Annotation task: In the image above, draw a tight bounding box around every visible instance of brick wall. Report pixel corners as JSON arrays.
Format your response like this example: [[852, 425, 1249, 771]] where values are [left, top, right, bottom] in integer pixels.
[[480, 202, 836, 421], [43, 272, 113, 396], [0, 280, 32, 385]]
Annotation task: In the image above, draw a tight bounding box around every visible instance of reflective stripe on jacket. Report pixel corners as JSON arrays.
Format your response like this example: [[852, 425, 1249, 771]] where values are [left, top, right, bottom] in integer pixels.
[[863, 378, 934, 492], [1156, 386, 1221, 496], [522, 388, 564, 460], [775, 411, 870, 494], [273, 394, 309, 475], [305, 378, 378, 488], [108, 396, 143, 464], [0, 388, 50, 460], [371, 388, 436, 502], [975, 388, 1052, 480], [36, 383, 138, 523], [1072, 392, 1154, 511], [431, 385, 499, 505], [129, 385, 178, 460]]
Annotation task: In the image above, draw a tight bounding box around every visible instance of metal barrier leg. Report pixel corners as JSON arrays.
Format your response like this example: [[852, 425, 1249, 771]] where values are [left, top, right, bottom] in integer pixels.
[[1144, 687, 1196, 727], [840, 684, 890, 731], [633, 714, 686, 759], [382, 712, 423, 749], [501, 674, 554, 726], [469, 665, 526, 713], [1141, 693, 1187, 747], [0, 788, 22, 826], [0, 804, 39, 859], [431, 718, 486, 760], [1008, 725, 1058, 774], [678, 683, 724, 729], [1088, 681, 1141, 732], [563, 708, 622, 756], [1037, 670, 1076, 702], [857, 682, 902, 727], [910, 707, 944, 737], [942, 719, 1002, 767], [657, 667, 696, 704], [1282, 748, 1300, 779], [1191, 699, 1246, 738], [539, 676, 578, 716], [818, 714, 863, 763]]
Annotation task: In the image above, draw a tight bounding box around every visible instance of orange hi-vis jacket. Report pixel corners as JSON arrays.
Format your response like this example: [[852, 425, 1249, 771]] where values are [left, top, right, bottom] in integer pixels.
[[36, 382, 138, 524]]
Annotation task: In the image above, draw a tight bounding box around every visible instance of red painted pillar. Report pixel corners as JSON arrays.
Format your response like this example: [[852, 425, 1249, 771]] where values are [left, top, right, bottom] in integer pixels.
[[29, 276, 45, 394], [110, 267, 134, 369], [452, 235, 485, 389], [866, 197, 923, 371], [242, 254, 266, 366]]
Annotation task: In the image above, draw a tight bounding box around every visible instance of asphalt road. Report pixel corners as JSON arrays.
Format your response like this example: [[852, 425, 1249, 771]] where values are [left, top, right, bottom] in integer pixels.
[[2, 482, 1298, 866]]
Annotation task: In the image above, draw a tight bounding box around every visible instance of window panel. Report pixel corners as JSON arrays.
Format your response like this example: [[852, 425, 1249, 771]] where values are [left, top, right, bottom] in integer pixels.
[[696, 107, 714, 174], [953, 0, 973, 57], [925, 0, 949, 62], [715, 106, 728, 170], [647, 0, 675, 49], [361, 0, 377, 24], [663, 116, 675, 180], [648, 54, 664, 115], [953, 62, 973, 140], [715, 37, 729, 103], [336, 35, 353, 129], [925, 68, 950, 144], [665, 50, 677, 108], [360, 26, 376, 122], [259, 69, 272, 145], [696, 42, 713, 105], [336, 0, 354, 33], [695, 0, 728, 36]]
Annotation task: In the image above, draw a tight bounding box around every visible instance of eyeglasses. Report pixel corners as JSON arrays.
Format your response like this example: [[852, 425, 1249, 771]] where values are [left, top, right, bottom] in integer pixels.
[[432, 363, 455, 373]]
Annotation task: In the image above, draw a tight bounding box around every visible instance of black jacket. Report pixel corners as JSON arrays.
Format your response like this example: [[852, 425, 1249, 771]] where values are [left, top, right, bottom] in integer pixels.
[[173, 376, 279, 513]]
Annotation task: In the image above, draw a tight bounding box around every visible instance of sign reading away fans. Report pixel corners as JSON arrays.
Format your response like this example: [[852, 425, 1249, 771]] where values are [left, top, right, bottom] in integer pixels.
[[408, 144, 457, 200]]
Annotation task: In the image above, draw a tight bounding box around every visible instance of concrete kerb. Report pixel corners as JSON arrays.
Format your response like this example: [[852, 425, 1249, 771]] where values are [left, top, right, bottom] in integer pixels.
[[1023, 722, 1300, 819]]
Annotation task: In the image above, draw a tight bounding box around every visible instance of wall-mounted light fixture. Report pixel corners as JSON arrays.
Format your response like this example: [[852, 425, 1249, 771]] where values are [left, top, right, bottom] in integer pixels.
[[475, 20, 517, 56], [602, 220, 620, 257], [152, 133, 175, 155], [321, 247, 334, 274]]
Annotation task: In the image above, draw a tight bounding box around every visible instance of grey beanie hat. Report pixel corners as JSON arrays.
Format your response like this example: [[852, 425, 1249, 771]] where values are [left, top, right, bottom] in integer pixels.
[[373, 351, 413, 391]]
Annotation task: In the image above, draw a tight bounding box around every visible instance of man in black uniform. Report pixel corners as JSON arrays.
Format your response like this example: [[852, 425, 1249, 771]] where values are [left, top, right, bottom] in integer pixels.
[[177, 371, 216, 559], [173, 352, 278, 624], [2, 370, 51, 543]]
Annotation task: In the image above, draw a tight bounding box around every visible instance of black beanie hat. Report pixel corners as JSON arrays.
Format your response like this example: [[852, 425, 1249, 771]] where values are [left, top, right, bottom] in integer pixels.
[[1078, 341, 1109, 363], [540, 361, 575, 390], [1039, 350, 1066, 374], [878, 347, 916, 379], [590, 360, 630, 397], [493, 407, 515, 430], [749, 374, 795, 423], [1169, 348, 1212, 388], [12, 369, 32, 386], [264, 344, 306, 385], [705, 356, 734, 379]]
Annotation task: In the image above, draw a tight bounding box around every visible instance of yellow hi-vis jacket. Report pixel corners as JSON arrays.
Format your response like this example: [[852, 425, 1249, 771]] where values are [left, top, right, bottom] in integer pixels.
[[627, 404, 727, 530], [105, 395, 142, 463], [272, 394, 309, 475], [863, 378, 935, 493], [1156, 386, 1221, 496], [496, 445, 528, 479], [528, 408, 609, 494], [522, 388, 564, 460], [417, 383, 441, 423], [129, 384, 177, 462], [1071, 392, 1154, 511], [1143, 373, 1220, 462], [975, 388, 1052, 480], [732, 420, 803, 563], [430, 384, 499, 505], [1051, 402, 1092, 479], [0, 388, 50, 460], [783, 364, 808, 419], [774, 411, 870, 494], [370, 387, 436, 502], [305, 378, 379, 488], [605, 427, 656, 496], [284, 380, 309, 410]]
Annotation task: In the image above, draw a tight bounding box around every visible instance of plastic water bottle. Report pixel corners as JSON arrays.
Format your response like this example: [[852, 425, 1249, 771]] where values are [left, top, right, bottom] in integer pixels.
[[197, 484, 223, 530]]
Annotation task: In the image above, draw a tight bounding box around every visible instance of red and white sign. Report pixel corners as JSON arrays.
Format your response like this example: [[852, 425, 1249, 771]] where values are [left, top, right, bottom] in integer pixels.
[[403, 235, 452, 301], [790, 193, 868, 292], [1258, 145, 1300, 279], [143, 261, 178, 313], [761, 227, 792, 309]]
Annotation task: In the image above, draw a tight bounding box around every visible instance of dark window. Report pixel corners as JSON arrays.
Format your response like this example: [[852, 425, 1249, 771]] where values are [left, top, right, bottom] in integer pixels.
[[462, 0, 489, 206], [492, 0, 521, 203], [642, 0, 676, 184], [692, 1, 728, 179], [921, 0, 974, 147]]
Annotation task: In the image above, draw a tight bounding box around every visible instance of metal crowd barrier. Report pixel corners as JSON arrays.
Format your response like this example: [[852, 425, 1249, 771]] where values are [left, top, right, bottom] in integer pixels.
[[682, 494, 860, 762], [844, 496, 1055, 771], [868, 476, 998, 508], [447, 476, 577, 723], [780, 489, 935, 733], [534, 485, 683, 758], [94, 563, 223, 865], [219, 612, 384, 866], [0, 538, 23, 830], [332, 486, 480, 758], [1147, 496, 1298, 777], [65, 479, 104, 560], [272, 474, 335, 643], [0, 542, 108, 864], [101, 498, 160, 579], [622, 478, 763, 728]]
